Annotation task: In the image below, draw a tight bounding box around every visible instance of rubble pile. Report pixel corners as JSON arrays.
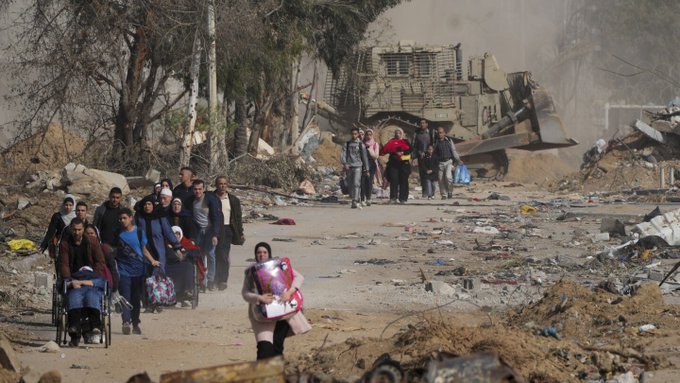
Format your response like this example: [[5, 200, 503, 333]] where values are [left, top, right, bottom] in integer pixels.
[[294, 281, 672, 382], [1, 124, 86, 179]]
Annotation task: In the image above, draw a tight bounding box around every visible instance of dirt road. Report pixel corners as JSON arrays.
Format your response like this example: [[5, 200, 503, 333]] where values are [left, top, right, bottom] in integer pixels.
[[7, 182, 680, 382]]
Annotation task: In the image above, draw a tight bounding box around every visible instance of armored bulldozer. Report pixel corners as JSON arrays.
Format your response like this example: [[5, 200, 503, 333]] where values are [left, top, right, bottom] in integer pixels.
[[319, 41, 577, 178]]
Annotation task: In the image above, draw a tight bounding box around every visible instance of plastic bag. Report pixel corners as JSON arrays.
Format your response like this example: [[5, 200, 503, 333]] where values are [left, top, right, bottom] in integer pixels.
[[454, 164, 471, 184], [8, 239, 36, 251]]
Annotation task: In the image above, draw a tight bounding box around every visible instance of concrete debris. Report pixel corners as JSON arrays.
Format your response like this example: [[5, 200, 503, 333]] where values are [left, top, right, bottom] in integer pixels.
[[38, 341, 61, 353], [61, 163, 130, 196], [632, 207, 680, 246], [297, 179, 316, 195], [0, 334, 20, 371], [37, 370, 62, 383]]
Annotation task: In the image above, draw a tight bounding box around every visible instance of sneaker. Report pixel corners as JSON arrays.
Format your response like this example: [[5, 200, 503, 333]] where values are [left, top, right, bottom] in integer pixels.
[[181, 300, 191, 308], [366, 201, 371, 206], [88, 329, 102, 344], [447, 193, 453, 199], [143, 307, 154, 314], [122, 322, 131, 335], [351, 201, 358, 209], [399, 200, 406, 204], [441, 195, 447, 200], [218, 282, 228, 291], [155, 306, 163, 313], [132, 324, 142, 335], [389, 199, 398, 204]]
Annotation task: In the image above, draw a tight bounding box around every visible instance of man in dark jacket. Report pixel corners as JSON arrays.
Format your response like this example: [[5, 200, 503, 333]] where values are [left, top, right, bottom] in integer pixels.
[[173, 167, 195, 207], [213, 176, 245, 291], [186, 179, 223, 291], [93, 187, 124, 246]]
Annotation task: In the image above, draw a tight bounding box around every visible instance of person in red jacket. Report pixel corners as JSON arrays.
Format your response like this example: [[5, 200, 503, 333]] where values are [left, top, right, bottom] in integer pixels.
[[380, 128, 412, 204]]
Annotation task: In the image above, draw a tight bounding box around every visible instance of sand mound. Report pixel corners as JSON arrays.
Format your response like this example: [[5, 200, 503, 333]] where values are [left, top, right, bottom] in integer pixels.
[[313, 136, 342, 169], [505, 149, 575, 184], [1, 124, 86, 176], [295, 281, 672, 382]]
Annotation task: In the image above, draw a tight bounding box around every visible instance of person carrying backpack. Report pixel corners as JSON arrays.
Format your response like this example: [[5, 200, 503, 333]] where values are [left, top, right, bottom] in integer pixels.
[[432, 126, 463, 199]]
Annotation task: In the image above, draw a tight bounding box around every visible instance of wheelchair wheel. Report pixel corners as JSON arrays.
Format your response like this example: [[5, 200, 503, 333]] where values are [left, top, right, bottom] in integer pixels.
[[51, 284, 59, 326], [55, 311, 67, 345]]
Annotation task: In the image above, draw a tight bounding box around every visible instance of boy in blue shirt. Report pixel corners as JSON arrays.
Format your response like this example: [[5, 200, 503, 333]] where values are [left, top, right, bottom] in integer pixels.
[[117, 208, 159, 335]]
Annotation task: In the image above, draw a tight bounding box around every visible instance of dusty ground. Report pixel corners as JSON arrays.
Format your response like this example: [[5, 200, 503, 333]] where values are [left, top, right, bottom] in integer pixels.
[[2, 180, 680, 382]]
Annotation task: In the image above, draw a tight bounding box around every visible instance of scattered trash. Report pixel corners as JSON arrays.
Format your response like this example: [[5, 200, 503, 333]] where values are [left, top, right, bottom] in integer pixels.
[[39, 341, 61, 353], [272, 238, 295, 242], [638, 324, 657, 333], [540, 326, 560, 340], [270, 218, 296, 225], [473, 226, 500, 235], [7, 239, 36, 251], [600, 218, 626, 236], [519, 205, 538, 215], [425, 352, 524, 383]]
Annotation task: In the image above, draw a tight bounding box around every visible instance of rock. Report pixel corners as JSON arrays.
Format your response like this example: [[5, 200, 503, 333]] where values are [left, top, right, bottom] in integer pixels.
[[16, 198, 30, 210], [39, 340, 61, 353], [13, 253, 42, 272], [473, 226, 500, 235], [34, 271, 53, 290], [648, 270, 663, 282], [38, 370, 62, 383], [425, 280, 457, 297], [297, 179, 316, 195], [613, 371, 637, 383], [0, 334, 20, 372], [61, 163, 130, 197], [145, 168, 161, 184]]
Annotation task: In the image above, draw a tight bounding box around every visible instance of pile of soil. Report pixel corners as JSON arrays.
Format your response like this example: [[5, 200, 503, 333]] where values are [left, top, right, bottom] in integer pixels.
[[313, 137, 342, 169], [294, 281, 673, 382], [1, 124, 86, 177], [505, 149, 575, 184]]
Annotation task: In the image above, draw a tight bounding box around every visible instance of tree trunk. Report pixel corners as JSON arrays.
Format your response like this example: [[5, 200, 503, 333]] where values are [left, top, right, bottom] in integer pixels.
[[234, 96, 248, 157], [207, 0, 220, 176], [289, 59, 301, 155], [180, 29, 202, 169], [114, 26, 148, 149], [300, 60, 317, 132]]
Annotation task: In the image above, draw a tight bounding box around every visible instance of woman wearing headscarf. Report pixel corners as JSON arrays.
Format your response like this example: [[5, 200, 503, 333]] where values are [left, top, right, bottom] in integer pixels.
[[40, 194, 77, 258], [168, 197, 196, 240], [361, 129, 380, 206], [135, 195, 182, 313], [380, 128, 412, 203], [242, 242, 310, 360], [167, 226, 198, 307]]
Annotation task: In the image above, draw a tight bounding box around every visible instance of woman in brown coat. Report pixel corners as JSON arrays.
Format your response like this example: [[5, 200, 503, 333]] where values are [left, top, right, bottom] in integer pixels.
[[241, 242, 311, 360]]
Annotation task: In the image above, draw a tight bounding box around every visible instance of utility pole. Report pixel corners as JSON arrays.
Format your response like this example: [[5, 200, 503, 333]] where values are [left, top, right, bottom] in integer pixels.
[[207, 0, 219, 175]]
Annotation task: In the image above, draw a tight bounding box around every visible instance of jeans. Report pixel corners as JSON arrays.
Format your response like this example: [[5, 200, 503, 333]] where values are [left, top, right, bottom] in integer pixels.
[[438, 159, 454, 196], [346, 166, 362, 202], [66, 284, 104, 311], [119, 275, 144, 325], [196, 227, 217, 285], [215, 225, 233, 286], [423, 178, 436, 198]]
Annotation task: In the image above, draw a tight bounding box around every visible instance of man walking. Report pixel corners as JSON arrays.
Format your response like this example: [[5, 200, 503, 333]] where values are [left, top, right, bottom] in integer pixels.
[[93, 187, 124, 246], [412, 119, 433, 198], [341, 128, 369, 209], [433, 127, 463, 199], [187, 179, 222, 291], [173, 167, 195, 207], [213, 176, 245, 290]]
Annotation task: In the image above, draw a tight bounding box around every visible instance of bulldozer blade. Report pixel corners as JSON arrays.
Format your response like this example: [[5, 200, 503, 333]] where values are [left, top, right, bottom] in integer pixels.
[[529, 113, 578, 150]]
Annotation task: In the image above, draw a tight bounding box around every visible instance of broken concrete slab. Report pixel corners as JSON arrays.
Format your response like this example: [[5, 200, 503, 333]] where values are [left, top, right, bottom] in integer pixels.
[[61, 163, 130, 196], [0, 333, 20, 372], [425, 280, 457, 297], [632, 207, 680, 246], [601, 218, 626, 236]]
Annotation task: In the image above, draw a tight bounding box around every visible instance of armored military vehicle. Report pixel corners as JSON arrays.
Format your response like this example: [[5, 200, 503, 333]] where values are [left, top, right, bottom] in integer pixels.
[[320, 41, 577, 178]]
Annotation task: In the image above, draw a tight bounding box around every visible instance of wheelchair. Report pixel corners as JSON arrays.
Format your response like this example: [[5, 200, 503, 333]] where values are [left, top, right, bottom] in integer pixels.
[[55, 279, 112, 347]]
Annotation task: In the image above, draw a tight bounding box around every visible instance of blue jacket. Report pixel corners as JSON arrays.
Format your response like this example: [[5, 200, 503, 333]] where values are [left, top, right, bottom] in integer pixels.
[[135, 214, 180, 270], [186, 192, 223, 239]]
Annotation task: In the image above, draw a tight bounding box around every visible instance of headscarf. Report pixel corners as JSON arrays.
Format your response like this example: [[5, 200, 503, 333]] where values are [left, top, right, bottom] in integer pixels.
[[363, 128, 376, 148], [171, 226, 183, 240], [254, 241, 272, 261], [160, 178, 174, 190], [60, 194, 77, 226], [393, 127, 404, 138]]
